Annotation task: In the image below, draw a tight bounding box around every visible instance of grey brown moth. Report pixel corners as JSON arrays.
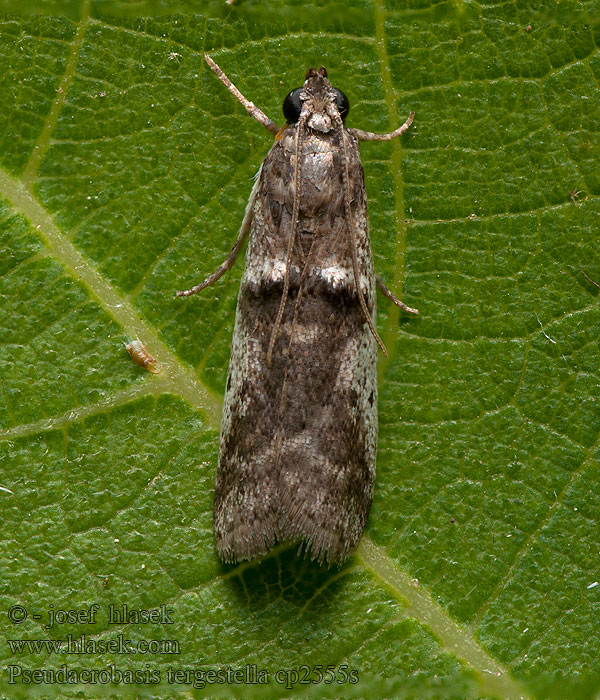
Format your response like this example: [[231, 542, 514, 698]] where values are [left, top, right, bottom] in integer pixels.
[[178, 55, 418, 566]]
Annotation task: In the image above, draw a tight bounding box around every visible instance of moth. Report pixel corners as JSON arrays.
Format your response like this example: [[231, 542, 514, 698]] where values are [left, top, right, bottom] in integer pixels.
[[178, 55, 418, 565]]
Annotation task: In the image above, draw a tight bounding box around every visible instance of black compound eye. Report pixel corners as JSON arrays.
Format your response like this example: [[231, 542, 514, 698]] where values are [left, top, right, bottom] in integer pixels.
[[333, 88, 350, 121], [282, 87, 303, 123]]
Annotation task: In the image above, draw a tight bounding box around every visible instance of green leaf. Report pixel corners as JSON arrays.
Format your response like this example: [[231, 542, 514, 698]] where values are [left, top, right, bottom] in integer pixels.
[[1, 2, 599, 699]]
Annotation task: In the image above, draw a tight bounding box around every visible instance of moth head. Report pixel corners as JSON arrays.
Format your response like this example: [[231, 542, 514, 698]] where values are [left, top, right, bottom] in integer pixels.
[[282, 66, 349, 133]]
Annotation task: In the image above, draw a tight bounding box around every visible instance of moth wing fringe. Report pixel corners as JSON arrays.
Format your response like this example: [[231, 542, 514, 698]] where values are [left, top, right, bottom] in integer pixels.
[[278, 503, 357, 566], [287, 524, 352, 566], [216, 514, 355, 566], [216, 524, 279, 564]]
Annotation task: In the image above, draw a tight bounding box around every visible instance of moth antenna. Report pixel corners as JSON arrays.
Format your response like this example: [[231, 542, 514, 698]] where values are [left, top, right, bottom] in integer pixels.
[[581, 268, 600, 290], [267, 114, 306, 367], [333, 109, 387, 357]]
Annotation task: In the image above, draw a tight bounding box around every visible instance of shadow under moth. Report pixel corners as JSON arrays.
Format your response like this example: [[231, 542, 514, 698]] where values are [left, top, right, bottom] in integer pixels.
[[178, 55, 418, 566]]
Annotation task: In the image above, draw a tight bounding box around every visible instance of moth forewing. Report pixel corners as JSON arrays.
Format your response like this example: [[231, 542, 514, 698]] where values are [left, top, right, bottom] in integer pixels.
[[179, 56, 417, 566]]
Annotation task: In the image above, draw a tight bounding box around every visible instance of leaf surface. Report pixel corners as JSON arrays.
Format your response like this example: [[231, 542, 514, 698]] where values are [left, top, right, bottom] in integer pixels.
[[1, 3, 599, 698]]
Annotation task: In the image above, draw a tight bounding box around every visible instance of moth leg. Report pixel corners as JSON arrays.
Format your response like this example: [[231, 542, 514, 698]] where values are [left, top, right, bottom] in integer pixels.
[[204, 54, 280, 136], [376, 275, 419, 314], [349, 111, 415, 141], [176, 169, 260, 297]]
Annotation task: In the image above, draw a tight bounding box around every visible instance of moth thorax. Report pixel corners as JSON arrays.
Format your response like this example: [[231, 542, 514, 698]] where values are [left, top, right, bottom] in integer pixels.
[[307, 110, 333, 133]]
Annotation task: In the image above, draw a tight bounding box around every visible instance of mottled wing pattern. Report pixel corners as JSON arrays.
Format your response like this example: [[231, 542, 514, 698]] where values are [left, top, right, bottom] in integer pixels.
[[213, 127, 377, 565]]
